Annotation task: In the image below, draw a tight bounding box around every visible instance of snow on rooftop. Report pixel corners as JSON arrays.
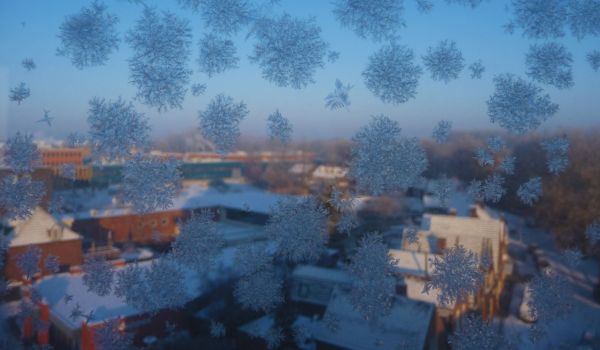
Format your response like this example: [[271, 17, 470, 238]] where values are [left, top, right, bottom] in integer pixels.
[[57, 183, 291, 221], [314, 288, 434, 350], [389, 249, 437, 278], [311, 165, 348, 179], [8, 207, 81, 247], [34, 243, 255, 330]]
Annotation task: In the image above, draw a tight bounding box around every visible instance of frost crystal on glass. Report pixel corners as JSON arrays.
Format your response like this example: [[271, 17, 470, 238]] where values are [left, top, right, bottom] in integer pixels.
[[267, 109, 293, 144], [21, 58, 36, 71], [82, 255, 114, 297], [416, 0, 434, 13], [57, 1, 119, 69], [585, 220, 600, 244], [517, 177, 543, 206], [511, 0, 567, 39], [66, 132, 87, 148], [448, 313, 504, 350], [94, 319, 132, 350], [588, 50, 600, 71], [0, 175, 46, 221], [423, 244, 484, 306], [16, 246, 42, 280], [144, 259, 189, 311], [527, 268, 572, 327], [179, 0, 253, 36], [487, 74, 559, 135], [198, 94, 249, 154], [475, 148, 494, 167], [234, 243, 273, 277], [328, 50, 341, 63], [468, 60, 485, 79], [432, 120, 452, 144], [332, 0, 405, 41], [87, 97, 150, 161], [422, 40, 465, 83], [210, 321, 226, 338], [114, 263, 148, 311], [126, 8, 192, 111], [266, 197, 328, 263], [191, 83, 207, 97], [541, 136, 569, 175], [3, 132, 40, 174], [486, 136, 505, 153], [445, 0, 485, 7], [234, 268, 284, 312], [45, 255, 60, 274], [60, 164, 77, 181], [568, 0, 600, 39], [197, 33, 239, 78], [432, 176, 453, 207], [325, 79, 353, 110], [562, 248, 583, 268], [122, 154, 182, 213], [363, 43, 422, 104], [525, 42, 574, 89], [348, 234, 396, 321], [171, 211, 224, 272], [499, 155, 516, 175], [250, 14, 328, 89], [351, 115, 427, 195], [9, 82, 31, 104]]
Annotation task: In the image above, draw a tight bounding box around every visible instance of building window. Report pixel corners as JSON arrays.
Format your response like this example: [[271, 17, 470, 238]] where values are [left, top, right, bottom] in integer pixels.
[[161, 218, 169, 226], [150, 220, 157, 228]]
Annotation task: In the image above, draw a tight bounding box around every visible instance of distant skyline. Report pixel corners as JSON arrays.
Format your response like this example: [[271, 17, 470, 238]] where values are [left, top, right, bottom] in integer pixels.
[[0, 0, 599, 141]]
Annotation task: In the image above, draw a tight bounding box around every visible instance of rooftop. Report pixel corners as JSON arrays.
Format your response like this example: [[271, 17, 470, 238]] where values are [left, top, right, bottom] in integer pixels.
[[313, 288, 435, 350], [8, 207, 81, 247]]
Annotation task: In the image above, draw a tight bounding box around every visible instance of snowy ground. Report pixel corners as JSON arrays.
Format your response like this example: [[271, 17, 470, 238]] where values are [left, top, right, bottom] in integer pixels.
[[493, 211, 600, 349]]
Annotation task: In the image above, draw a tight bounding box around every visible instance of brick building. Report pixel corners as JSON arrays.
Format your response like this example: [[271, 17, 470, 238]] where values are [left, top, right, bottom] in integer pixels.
[[3, 207, 83, 281]]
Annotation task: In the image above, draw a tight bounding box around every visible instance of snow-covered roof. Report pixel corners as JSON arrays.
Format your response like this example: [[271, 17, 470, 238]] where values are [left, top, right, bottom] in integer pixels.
[[311, 165, 348, 180], [314, 288, 434, 350], [421, 213, 506, 271], [403, 276, 454, 309], [288, 163, 315, 175], [292, 265, 352, 285], [57, 184, 291, 221], [34, 244, 250, 331], [389, 249, 437, 278], [8, 207, 81, 247]]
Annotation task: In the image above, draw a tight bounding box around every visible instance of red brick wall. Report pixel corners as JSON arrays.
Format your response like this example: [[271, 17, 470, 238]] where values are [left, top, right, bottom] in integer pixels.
[[4, 239, 83, 281]]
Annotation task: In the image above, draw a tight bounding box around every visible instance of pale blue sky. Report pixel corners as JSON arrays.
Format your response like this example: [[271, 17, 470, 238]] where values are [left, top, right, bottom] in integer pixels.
[[0, 0, 599, 141]]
